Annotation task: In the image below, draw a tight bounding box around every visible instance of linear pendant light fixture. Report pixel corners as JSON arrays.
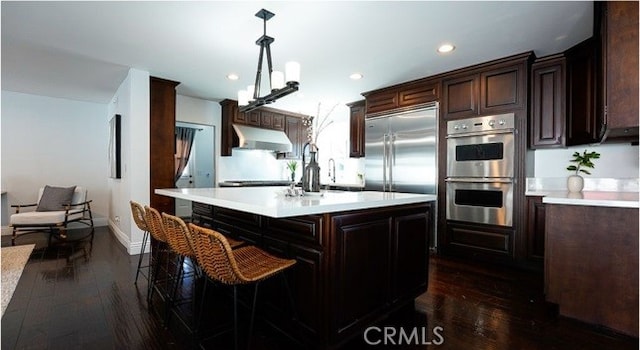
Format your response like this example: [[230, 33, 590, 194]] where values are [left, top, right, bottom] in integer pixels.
[[237, 9, 300, 113]]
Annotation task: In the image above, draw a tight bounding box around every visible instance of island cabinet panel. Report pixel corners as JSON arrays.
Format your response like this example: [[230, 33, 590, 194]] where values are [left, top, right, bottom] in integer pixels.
[[328, 204, 431, 345], [392, 211, 430, 301], [205, 202, 432, 349], [330, 215, 392, 340], [545, 204, 639, 337]]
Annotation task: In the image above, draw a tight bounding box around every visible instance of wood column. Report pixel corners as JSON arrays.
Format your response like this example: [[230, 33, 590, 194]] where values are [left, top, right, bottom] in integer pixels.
[[150, 76, 179, 214]]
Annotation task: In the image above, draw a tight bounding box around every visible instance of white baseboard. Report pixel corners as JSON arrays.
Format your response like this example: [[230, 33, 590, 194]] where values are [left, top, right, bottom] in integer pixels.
[[107, 219, 149, 256]]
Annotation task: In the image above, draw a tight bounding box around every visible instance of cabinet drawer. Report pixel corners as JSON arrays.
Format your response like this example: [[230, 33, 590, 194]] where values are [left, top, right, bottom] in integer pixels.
[[264, 215, 323, 246], [213, 206, 261, 229], [192, 202, 213, 216]]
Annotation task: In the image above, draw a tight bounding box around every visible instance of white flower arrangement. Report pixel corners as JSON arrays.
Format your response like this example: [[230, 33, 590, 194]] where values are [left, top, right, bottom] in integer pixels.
[[302, 102, 338, 151]]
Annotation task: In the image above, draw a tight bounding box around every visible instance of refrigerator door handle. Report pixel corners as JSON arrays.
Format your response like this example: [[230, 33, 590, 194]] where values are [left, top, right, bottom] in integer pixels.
[[382, 133, 388, 192], [389, 133, 396, 191]]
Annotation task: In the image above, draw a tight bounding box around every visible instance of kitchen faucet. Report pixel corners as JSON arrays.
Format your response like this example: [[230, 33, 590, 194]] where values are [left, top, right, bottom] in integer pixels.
[[328, 158, 336, 183]]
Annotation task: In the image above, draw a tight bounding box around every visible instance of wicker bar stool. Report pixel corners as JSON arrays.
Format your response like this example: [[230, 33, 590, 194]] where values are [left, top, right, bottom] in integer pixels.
[[144, 206, 173, 308], [163, 214, 247, 338], [188, 223, 297, 350], [162, 213, 202, 326], [130, 201, 150, 284]]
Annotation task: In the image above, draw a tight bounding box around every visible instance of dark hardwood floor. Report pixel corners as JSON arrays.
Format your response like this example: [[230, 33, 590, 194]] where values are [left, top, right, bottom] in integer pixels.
[[2, 227, 637, 349]]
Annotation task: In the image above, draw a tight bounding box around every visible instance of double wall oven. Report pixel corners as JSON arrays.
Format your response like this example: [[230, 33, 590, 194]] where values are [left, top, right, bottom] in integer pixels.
[[445, 113, 515, 227]]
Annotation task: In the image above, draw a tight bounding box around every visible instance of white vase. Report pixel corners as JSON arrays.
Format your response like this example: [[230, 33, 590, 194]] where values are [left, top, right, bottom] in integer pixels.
[[567, 174, 584, 192]]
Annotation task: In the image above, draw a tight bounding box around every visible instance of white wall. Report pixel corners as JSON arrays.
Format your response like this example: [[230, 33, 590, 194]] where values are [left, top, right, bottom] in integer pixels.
[[533, 143, 639, 178], [107, 68, 150, 254], [1, 91, 110, 234]]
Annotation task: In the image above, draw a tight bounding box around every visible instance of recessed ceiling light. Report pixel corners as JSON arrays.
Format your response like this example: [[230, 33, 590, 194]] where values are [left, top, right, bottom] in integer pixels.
[[227, 73, 239, 81], [437, 44, 455, 54], [349, 73, 363, 80]]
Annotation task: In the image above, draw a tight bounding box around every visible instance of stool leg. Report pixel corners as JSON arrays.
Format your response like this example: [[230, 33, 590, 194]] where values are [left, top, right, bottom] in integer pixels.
[[135, 231, 149, 284], [233, 285, 239, 350], [247, 282, 260, 350], [166, 255, 185, 325]]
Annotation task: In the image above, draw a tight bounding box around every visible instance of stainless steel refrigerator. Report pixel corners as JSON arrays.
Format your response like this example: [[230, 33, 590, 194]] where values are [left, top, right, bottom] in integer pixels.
[[364, 103, 439, 248], [364, 104, 438, 195]]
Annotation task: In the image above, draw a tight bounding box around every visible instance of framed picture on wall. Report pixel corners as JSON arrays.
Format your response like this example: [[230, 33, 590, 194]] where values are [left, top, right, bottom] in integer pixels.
[[109, 114, 122, 179]]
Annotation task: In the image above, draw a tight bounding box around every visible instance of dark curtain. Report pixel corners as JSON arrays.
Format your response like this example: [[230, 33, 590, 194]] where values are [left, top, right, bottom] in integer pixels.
[[175, 126, 197, 183]]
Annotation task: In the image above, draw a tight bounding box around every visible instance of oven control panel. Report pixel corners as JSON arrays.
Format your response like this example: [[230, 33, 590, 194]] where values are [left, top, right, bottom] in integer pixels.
[[447, 113, 515, 135]]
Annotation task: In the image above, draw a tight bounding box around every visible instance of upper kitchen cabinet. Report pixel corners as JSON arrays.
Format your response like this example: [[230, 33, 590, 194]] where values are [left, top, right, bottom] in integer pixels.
[[219, 99, 307, 157], [362, 78, 439, 116], [347, 100, 365, 158], [596, 1, 639, 141], [442, 52, 533, 120], [283, 116, 304, 159], [530, 38, 600, 148], [530, 54, 565, 147]]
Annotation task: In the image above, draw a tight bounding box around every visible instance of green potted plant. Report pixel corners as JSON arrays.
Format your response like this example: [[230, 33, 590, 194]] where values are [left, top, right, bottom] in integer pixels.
[[566, 149, 600, 192], [286, 160, 298, 183]]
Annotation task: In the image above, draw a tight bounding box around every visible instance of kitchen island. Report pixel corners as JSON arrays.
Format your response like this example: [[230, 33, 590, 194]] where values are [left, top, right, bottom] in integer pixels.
[[156, 187, 436, 349]]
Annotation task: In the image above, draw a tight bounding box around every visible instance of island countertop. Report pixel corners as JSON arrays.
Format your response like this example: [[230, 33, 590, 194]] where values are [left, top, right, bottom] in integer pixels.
[[155, 187, 436, 218]]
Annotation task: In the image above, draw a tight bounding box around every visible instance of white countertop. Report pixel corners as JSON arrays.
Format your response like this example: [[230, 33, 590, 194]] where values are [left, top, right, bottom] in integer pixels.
[[156, 187, 436, 218], [530, 191, 639, 208]]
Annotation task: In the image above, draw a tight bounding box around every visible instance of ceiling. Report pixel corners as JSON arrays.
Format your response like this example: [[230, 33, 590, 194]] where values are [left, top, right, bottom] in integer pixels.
[[1, 1, 594, 116]]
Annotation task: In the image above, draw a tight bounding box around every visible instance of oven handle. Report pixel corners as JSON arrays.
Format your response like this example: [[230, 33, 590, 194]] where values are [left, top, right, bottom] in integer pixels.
[[446, 128, 515, 139], [445, 177, 513, 184]]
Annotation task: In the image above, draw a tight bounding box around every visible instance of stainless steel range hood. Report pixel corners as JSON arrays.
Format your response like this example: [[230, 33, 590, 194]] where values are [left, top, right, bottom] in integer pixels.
[[233, 124, 293, 153]]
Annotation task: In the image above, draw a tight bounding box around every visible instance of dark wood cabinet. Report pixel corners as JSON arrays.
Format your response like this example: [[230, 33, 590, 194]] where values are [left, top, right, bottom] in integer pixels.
[[530, 37, 606, 148], [204, 202, 432, 349], [442, 52, 530, 120], [530, 55, 565, 147], [258, 110, 286, 131], [525, 196, 545, 267], [191, 202, 214, 228], [442, 221, 514, 263], [443, 74, 479, 119], [565, 38, 600, 145], [598, 1, 639, 139], [438, 53, 531, 269], [284, 116, 304, 159], [545, 204, 638, 337], [149, 76, 179, 215], [329, 204, 430, 343], [363, 79, 439, 116], [219, 99, 308, 157], [347, 100, 365, 158]]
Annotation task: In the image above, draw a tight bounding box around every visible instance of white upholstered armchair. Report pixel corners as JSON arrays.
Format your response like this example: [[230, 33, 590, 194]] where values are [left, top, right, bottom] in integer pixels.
[[9, 185, 94, 246]]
